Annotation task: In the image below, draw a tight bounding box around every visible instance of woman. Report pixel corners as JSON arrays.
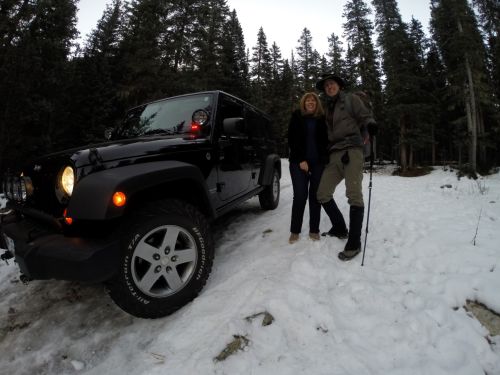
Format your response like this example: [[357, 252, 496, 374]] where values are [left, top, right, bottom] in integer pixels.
[[287, 92, 329, 244]]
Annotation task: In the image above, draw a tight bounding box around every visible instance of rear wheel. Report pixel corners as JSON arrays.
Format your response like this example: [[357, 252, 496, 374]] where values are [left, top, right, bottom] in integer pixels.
[[259, 168, 280, 210], [107, 199, 214, 318]]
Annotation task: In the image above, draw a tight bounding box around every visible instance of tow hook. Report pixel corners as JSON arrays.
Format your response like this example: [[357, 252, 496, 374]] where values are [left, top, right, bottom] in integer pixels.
[[1, 250, 13, 265], [20, 274, 31, 285]]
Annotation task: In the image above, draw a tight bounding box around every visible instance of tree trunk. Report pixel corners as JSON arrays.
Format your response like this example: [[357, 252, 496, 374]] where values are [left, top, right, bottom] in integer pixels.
[[458, 18, 477, 172], [409, 144, 414, 169], [400, 117, 407, 172], [477, 105, 486, 166], [431, 124, 436, 165]]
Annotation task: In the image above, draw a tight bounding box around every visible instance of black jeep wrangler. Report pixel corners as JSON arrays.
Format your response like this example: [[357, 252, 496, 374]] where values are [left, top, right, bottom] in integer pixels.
[[0, 91, 281, 318]]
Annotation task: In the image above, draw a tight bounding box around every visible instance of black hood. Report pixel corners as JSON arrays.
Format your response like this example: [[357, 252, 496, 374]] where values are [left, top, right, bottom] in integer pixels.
[[19, 136, 209, 215], [37, 136, 205, 169]]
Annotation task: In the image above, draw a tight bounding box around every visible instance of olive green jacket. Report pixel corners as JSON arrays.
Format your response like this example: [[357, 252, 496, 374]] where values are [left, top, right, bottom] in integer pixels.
[[325, 91, 374, 152]]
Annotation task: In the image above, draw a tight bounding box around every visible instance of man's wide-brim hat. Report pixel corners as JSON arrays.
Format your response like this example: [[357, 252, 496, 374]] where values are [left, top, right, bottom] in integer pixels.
[[315, 73, 345, 91]]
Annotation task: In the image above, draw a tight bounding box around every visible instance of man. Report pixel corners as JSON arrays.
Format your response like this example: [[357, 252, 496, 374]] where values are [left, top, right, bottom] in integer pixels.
[[315, 73, 377, 261]]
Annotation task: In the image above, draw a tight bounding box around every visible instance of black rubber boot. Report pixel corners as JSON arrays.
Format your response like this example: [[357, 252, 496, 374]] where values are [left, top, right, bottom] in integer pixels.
[[321, 199, 348, 238], [339, 206, 364, 261]]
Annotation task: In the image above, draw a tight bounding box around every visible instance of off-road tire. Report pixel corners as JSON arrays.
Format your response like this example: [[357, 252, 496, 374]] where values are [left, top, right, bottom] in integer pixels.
[[106, 199, 214, 319], [259, 168, 280, 210]]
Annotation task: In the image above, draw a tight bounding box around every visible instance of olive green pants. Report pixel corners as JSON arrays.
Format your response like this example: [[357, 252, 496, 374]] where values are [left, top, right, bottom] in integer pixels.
[[317, 148, 364, 207]]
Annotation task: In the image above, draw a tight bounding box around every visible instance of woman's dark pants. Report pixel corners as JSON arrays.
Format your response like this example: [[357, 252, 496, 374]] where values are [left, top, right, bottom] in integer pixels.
[[289, 162, 324, 234]]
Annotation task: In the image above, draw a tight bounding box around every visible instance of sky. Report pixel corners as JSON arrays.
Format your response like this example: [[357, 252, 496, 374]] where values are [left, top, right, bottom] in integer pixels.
[[1, 164, 500, 374], [75, 0, 431, 57]]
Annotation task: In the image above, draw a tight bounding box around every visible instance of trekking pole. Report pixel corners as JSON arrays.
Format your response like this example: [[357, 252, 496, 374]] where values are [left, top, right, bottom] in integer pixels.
[[361, 137, 374, 266]]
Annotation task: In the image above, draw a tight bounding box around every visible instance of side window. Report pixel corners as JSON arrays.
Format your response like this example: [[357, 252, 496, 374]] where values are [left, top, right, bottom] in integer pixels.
[[219, 97, 245, 137], [246, 108, 268, 140], [220, 99, 243, 121]]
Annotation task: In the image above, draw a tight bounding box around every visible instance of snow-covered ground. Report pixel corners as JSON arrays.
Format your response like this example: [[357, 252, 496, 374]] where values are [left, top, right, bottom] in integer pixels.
[[1, 163, 499, 375]]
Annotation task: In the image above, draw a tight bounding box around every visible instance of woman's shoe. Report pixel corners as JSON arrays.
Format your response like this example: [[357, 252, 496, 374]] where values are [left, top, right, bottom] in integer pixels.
[[309, 232, 320, 241], [289, 233, 299, 244]]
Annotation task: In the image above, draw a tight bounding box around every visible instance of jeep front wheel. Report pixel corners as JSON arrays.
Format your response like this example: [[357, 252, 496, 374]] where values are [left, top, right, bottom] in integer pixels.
[[107, 199, 214, 319]]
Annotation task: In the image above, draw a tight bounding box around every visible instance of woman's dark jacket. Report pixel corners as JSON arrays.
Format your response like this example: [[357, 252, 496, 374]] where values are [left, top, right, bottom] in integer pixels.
[[287, 109, 329, 164]]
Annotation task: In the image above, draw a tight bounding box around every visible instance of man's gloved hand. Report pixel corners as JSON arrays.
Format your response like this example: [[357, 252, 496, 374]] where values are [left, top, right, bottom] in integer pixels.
[[367, 122, 378, 137]]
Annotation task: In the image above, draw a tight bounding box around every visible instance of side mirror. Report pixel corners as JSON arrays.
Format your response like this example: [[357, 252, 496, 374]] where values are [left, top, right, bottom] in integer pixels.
[[223, 117, 245, 136]]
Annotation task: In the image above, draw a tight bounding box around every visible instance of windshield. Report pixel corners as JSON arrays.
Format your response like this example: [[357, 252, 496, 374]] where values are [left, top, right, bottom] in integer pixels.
[[116, 94, 213, 138]]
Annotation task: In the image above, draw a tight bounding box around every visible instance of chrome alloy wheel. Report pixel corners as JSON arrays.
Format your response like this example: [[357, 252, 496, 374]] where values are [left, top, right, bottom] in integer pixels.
[[131, 225, 198, 297]]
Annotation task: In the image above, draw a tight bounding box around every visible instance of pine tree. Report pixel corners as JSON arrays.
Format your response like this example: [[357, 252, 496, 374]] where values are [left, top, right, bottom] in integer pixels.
[[424, 42, 452, 164], [344, 44, 357, 87], [472, 0, 500, 166], [289, 51, 302, 106], [295, 27, 318, 91], [282, 59, 298, 109], [0, 0, 36, 172], [219, 9, 248, 98], [372, 0, 432, 170], [342, 0, 382, 109], [319, 56, 329, 75], [116, 0, 168, 108], [326, 32, 346, 77], [0, 1, 32, 52], [267, 42, 287, 151], [0, 0, 78, 172], [408, 18, 428, 68], [342, 0, 383, 163], [277, 59, 296, 155], [406, 17, 434, 168], [161, 0, 199, 76], [431, 0, 494, 173], [472, 0, 500, 100], [68, 0, 124, 145], [270, 42, 283, 82], [194, 0, 231, 90], [250, 28, 272, 84], [250, 27, 273, 109]]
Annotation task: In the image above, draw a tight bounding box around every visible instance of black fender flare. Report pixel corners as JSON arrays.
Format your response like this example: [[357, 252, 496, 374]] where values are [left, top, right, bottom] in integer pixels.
[[259, 154, 281, 186], [67, 161, 215, 220]]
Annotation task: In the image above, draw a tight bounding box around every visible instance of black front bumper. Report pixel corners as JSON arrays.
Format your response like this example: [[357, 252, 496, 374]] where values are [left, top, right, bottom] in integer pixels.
[[0, 210, 120, 283]]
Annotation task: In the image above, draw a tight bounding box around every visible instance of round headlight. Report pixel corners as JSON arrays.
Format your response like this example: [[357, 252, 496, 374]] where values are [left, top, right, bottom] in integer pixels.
[[61, 166, 75, 196]]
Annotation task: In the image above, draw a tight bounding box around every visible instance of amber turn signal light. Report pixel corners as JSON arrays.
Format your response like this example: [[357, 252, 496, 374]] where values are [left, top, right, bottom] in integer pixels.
[[112, 191, 127, 207], [63, 208, 73, 225]]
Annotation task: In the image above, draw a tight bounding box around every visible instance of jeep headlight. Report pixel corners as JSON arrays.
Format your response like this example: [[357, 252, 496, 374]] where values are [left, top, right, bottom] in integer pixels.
[[60, 166, 75, 196]]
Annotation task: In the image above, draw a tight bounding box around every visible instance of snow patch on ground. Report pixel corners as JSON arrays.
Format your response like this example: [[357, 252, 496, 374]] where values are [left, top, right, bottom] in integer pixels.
[[1, 165, 499, 374]]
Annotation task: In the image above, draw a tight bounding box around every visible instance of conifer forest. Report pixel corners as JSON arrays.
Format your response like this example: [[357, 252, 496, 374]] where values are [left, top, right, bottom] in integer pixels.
[[0, 0, 499, 176]]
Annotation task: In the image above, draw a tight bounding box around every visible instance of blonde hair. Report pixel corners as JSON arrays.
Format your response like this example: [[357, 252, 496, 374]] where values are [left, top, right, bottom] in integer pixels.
[[299, 92, 324, 117]]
